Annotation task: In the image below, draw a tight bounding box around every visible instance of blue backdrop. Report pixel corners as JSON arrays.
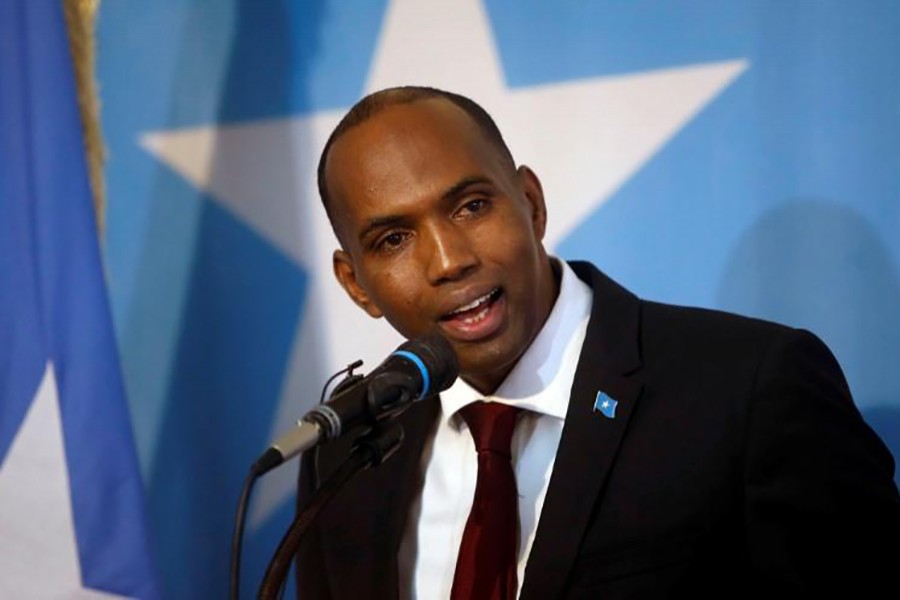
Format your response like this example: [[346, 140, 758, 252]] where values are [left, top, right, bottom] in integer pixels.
[[97, 1, 900, 598]]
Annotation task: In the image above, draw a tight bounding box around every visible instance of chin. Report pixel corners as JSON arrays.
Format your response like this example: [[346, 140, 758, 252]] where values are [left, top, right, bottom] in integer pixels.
[[455, 335, 526, 390]]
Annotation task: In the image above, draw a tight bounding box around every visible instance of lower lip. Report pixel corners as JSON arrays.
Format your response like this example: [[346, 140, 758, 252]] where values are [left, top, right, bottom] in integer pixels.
[[439, 293, 506, 342]]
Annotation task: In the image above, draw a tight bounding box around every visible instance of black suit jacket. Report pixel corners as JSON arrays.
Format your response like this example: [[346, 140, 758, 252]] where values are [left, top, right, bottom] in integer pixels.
[[296, 261, 900, 598]]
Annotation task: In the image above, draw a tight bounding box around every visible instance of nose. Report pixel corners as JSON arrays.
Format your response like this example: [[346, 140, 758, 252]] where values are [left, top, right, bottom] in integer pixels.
[[423, 221, 478, 284]]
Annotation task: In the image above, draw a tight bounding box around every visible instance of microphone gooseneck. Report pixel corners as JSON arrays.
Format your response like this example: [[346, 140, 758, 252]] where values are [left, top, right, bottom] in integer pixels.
[[253, 334, 458, 475]]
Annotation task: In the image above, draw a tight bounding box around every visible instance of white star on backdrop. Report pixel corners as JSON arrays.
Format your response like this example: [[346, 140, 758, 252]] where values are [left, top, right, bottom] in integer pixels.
[[0, 365, 125, 598], [140, 0, 748, 524]]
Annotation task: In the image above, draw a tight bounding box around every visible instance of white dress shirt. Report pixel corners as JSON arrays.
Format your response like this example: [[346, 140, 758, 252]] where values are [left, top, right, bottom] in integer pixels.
[[398, 259, 593, 599]]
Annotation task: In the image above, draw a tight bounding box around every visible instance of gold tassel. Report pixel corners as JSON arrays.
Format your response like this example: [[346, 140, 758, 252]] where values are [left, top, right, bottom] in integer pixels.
[[62, 0, 105, 237]]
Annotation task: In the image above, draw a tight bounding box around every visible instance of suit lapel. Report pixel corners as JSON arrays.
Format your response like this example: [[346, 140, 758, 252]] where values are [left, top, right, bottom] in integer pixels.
[[319, 396, 439, 599], [521, 261, 644, 600]]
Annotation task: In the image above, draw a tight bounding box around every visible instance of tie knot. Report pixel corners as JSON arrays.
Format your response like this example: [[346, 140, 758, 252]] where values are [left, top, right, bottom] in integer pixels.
[[459, 401, 520, 456]]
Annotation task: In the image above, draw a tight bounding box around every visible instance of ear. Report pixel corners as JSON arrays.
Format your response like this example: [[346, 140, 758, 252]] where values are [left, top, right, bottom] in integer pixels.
[[333, 249, 384, 319], [517, 165, 548, 240]]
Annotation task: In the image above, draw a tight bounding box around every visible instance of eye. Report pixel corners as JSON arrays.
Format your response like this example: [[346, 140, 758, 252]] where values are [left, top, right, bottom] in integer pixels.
[[455, 197, 490, 218], [374, 230, 411, 252]]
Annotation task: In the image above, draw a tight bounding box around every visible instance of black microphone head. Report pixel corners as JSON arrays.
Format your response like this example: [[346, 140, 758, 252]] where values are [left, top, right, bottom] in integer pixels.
[[395, 334, 459, 397]]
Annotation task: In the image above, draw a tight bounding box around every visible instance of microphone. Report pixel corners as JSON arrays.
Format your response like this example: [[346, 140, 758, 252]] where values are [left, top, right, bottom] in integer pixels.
[[253, 334, 458, 475]]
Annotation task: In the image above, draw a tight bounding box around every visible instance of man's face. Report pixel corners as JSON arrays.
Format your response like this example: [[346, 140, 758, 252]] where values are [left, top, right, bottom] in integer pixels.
[[325, 98, 557, 394]]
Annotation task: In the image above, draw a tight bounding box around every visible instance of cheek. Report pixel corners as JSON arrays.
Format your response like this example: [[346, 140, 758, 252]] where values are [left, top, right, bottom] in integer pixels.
[[364, 269, 426, 329], [481, 219, 542, 272]]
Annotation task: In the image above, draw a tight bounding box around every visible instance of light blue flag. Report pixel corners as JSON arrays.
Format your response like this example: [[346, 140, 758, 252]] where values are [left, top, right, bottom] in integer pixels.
[[594, 393, 619, 420], [97, 1, 900, 597], [0, 1, 160, 597]]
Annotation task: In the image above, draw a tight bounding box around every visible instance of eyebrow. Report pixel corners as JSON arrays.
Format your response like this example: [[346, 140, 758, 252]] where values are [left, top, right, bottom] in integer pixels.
[[440, 176, 492, 202], [359, 215, 405, 244], [357, 176, 494, 244]]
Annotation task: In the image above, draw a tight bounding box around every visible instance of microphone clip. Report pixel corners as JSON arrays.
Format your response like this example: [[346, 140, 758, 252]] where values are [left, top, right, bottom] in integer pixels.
[[366, 371, 417, 422]]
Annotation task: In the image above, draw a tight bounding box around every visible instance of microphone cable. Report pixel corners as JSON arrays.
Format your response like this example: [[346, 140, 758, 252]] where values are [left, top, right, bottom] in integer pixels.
[[228, 360, 363, 600]]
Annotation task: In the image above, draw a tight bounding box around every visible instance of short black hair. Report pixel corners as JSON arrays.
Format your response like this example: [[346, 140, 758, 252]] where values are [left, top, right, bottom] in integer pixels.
[[317, 86, 516, 231]]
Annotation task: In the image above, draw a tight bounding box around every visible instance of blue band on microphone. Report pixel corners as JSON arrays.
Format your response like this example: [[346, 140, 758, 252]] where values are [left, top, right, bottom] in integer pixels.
[[392, 350, 430, 398]]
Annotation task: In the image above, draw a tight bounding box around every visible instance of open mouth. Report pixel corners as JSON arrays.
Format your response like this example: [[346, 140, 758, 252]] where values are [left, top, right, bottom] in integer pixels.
[[442, 288, 502, 323]]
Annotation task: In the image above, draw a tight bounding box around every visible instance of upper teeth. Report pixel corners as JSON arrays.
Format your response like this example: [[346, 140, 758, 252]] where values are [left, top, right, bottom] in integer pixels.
[[450, 290, 493, 315]]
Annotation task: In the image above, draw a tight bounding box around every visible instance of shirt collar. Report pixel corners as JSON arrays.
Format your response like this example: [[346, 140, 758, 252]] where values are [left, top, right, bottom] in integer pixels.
[[440, 258, 593, 423]]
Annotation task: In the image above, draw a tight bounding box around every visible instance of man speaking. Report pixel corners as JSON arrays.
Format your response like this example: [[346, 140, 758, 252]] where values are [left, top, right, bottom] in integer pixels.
[[296, 87, 900, 598]]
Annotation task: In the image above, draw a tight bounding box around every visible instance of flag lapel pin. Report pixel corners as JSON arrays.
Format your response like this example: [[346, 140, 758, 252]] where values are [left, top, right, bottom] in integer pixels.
[[594, 391, 618, 419]]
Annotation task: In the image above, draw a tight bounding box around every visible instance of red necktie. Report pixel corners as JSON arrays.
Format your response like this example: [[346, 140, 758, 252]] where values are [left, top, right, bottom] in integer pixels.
[[450, 401, 521, 600]]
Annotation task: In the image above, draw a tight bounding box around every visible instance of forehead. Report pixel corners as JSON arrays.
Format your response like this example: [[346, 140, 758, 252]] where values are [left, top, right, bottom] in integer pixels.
[[325, 99, 510, 223]]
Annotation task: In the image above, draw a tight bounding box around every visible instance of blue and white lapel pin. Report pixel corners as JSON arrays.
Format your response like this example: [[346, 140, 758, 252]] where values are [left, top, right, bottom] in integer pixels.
[[594, 391, 618, 419]]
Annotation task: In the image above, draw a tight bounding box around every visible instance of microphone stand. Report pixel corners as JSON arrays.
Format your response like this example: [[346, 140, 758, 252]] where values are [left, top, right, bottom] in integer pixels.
[[257, 422, 405, 600]]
